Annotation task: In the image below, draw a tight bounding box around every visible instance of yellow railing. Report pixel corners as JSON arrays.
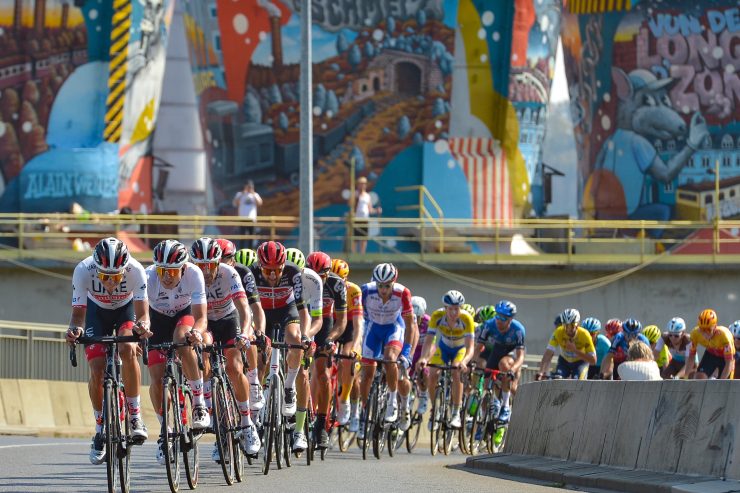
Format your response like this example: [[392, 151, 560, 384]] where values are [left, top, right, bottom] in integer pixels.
[[0, 212, 737, 265]]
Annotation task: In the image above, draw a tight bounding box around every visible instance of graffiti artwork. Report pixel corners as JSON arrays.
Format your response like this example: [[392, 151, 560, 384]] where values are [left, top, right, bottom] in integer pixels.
[[563, 0, 740, 224], [0, 0, 173, 215]]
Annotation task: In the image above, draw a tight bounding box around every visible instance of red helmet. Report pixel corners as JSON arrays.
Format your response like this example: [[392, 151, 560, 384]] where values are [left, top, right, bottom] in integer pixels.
[[257, 241, 286, 268], [604, 318, 623, 338], [698, 309, 718, 332], [216, 238, 236, 258], [306, 251, 332, 275], [93, 237, 129, 273], [189, 237, 222, 264]]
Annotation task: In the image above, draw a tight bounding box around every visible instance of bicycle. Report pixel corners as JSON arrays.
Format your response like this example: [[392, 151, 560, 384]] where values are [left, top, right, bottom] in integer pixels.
[[148, 342, 202, 493], [325, 351, 357, 457], [205, 341, 247, 485], [461, 366, 510, 455], [427, 364, 457, 456], [358, 358, 401, 460], [69, 335, 148, 493]]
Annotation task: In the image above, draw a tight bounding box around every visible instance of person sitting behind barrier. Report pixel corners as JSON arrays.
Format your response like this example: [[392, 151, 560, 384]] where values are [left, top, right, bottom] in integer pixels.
[[616, 341, 661, 381]]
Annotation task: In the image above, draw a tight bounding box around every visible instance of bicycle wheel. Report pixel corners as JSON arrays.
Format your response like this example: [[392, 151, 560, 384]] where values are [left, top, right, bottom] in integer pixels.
[[361, 383, 377, 460], [162, 378, 181, 492], [304, 409, 313, 465], [226, 386, 244, 483], [338, 419, 354, 452], [372, 388, 385, 460], [273, 384, 284, 470], [442, 388, 454, 456], [213, 378, 235, 485], [103, 381, 118, 493], [117, 388, 131, 493], [405, 410, 422, 453], [283, 415, 292, 467], [430, 385, 444, 456], [181, 387, 199, 490], [261, 378, 277, 475], [467, 392, 489, 457]]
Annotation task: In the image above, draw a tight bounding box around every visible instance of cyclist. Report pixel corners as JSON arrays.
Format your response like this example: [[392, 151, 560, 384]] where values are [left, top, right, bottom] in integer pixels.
[[582, 318, 609, 380], [359, 263, 417, 432], [193, 238, 261, 457], [600, 318, 649, 380], [283, 247, 322, 453], [306, 251, 347, 449], [66, 237, 152, 465], [477, 300, 525, 424], [642, 324, 670, 370], [536, 308, 596, 380], [687, 309, 735, 379], [731, 321, 740, 380], [248, 241, 308, 418], [234, 248, 258, 268], [461, 303, 476, 319], [471, 304, 497, 373], [415, 290, 475, 429], [410, 296, 431, 417], [216, 239, 266, 414], [604, 318, 623, 342], [654, 317, 692, 379], [330, 258, 365, 429], [145, 239, 210, 465]]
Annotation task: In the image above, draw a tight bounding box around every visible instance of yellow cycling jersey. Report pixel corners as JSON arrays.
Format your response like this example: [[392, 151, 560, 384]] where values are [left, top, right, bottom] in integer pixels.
[[689, 326, 735, 359], [346, 281, 362, 319], [547, 325, 596, 363], [427, 308, 475, 349]]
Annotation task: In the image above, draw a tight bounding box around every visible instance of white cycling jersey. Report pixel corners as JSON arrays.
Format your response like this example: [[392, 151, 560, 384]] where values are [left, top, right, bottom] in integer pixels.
[[302, 267, 323, 318], [146, 263, 206, 316], [72, 256, 147, 309], [205, 264, 246, 321]]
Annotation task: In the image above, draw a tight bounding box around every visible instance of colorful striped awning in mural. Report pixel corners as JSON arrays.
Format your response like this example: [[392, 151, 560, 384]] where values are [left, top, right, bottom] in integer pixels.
[[448, 138, 513, 225], [567, 0, 632, 14]]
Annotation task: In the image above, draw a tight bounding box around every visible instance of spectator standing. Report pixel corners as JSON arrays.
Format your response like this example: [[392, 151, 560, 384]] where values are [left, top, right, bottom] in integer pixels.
[[352, 176, 381, 254], [617, 341, 662, 381], [233, 180, 262, 249]]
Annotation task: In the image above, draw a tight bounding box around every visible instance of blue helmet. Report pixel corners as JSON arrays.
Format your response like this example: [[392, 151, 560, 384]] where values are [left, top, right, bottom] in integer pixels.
[[623, 318, 642, 335], [730, 320, 740, 338], [553, 314, 563, 328], [582, 317, 602, 333], [495, 300, 517, 318]]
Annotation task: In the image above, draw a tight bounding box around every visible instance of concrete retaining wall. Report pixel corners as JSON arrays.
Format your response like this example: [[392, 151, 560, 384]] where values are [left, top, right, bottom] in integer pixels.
[[505, 380, 740, 480]]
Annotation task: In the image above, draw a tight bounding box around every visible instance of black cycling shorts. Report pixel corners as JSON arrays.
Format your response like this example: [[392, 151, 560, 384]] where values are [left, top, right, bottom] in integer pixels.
[[336, 316, 358, 345], [149, 306, 194, 345], [264, 303, 300, 340], [84, 298, 135, 338], [208, 310, 240, 345], [485, 344, 519, 371], [698, 352, 729, 378]]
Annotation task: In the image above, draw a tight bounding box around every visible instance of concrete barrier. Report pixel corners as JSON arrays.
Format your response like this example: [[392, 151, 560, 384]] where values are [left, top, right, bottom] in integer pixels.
[[505, 380, 740, 480]]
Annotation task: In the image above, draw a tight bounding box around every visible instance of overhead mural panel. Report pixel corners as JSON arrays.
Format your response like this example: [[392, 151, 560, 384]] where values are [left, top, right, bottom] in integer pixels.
[[182, 0, 562, 250], [0, 0, 173, 215], [563, 0, 740, 224]]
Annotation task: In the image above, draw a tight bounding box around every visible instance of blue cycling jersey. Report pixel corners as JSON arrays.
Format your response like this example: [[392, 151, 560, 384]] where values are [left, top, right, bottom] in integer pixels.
[[609, 332, 650, 361], [595, 333, 611, 366], [477, 318, 526, 353]]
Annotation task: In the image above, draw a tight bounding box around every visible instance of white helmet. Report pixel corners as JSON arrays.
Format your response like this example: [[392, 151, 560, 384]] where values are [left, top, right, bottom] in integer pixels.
[[442, 290, 465, 306], [730, 320, 740, 338], [372, 263, 397, 283], [666, 317, 686, 334], [560, 308, 581, 326], [411, 296, 427, 319]]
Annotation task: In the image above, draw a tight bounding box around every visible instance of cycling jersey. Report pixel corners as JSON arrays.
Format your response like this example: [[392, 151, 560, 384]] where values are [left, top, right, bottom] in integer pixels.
[[689, 326, 735, 360], [320, 272, 347, 319], [232, 263, 261, 305], [301, 267, 323, 319], [412, 313, 431, 364], [608, 332, 650, 363], [427, 308, 475, 349], [361, 281, 413, 325], [547, 325, 596, 363], [594, 333, 611, 366], [248, 263, 305, 311], [146, 263, 207, 316], [72, 256, 147, 309], [478, 318, 526, 353], [345, 281, 362, 320], [655, 332, 691, 363], [205, 264, 246, 321]]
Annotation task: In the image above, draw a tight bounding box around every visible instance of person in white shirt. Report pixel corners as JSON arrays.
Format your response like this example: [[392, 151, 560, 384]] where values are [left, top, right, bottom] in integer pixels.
[[617, 341, 662, 381], [233, 180, 262, 249], [351, 176, 381, 254]]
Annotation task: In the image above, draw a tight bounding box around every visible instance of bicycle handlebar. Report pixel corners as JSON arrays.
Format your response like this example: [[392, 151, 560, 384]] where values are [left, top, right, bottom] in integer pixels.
[[69, 335, 146, 368]]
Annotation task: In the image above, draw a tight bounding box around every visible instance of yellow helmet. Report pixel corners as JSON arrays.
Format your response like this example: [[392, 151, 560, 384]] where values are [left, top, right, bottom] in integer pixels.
[[331, 258, 350, 280], [642, 325, 661, 344]]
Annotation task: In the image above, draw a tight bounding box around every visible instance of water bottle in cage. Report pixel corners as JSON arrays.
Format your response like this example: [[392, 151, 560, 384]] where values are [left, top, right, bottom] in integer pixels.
[[467, 394, 479, 416], [118, 389, 126, 423], [179, 387, 188, 425]]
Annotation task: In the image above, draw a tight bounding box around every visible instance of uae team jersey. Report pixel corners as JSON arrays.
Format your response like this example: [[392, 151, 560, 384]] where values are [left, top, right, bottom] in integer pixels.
[[146, 263, 207, 316], [205, 264, 246, 321], [72, 256, 147, 309], [361, 281, 413, 325]]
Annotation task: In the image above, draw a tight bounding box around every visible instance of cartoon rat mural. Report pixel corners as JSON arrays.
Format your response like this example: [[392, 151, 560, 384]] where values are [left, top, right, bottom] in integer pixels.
[[586, 68, 709, 221]]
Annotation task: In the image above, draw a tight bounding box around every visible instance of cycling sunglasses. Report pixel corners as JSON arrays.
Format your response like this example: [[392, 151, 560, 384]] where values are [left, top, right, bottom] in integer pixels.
[[196, 261, 219, 270], [261, 266, 283, 276], [97, 271, 123, 283], [495, 314, 512, 322], [156, 266, 181, 277]]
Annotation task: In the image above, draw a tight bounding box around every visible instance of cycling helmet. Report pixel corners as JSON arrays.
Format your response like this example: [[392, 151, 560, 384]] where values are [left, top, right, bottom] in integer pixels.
[[582, 317, 602, 334], [642, 325, 661, 344], [331, 258, 350, 280], [476, 305, 497, 323], [153, 239, 188, 268], [666, 317, 686, 334], [442, 290, 465, 306], [461, 303, 476, 317], [306, 251, 332, 275], [234, 248, 258, 267], [560, 308, 580, 326], [372, 263, 397, 283], [215, 238, 236, 258], [93, 237, 130, 273], [622, 318, 642, 335], [605, 318, 623, 337], [698, 309, 718, 331], [257, 241, 286, 268], [553, 314, 563, 328], [495, 300, 517, 318], [730, 320, 740, 338], [190, 237, 222, 264], [285, 247, 306, 270], [411, 296, 427, 319]]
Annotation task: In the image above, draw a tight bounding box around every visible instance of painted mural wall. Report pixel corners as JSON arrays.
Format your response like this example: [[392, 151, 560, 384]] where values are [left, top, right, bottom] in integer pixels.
[[563, 0, 740, 224], [0, 0, 173, 215], [181, 0, 562, 251]]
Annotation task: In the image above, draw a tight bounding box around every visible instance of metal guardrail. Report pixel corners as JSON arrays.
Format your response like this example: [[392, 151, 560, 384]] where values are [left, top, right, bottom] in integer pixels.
[[0, 212, 738, 265]]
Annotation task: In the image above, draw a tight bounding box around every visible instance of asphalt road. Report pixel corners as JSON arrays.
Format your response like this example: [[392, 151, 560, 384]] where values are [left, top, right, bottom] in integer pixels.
[[0, 435, 566, 493]]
